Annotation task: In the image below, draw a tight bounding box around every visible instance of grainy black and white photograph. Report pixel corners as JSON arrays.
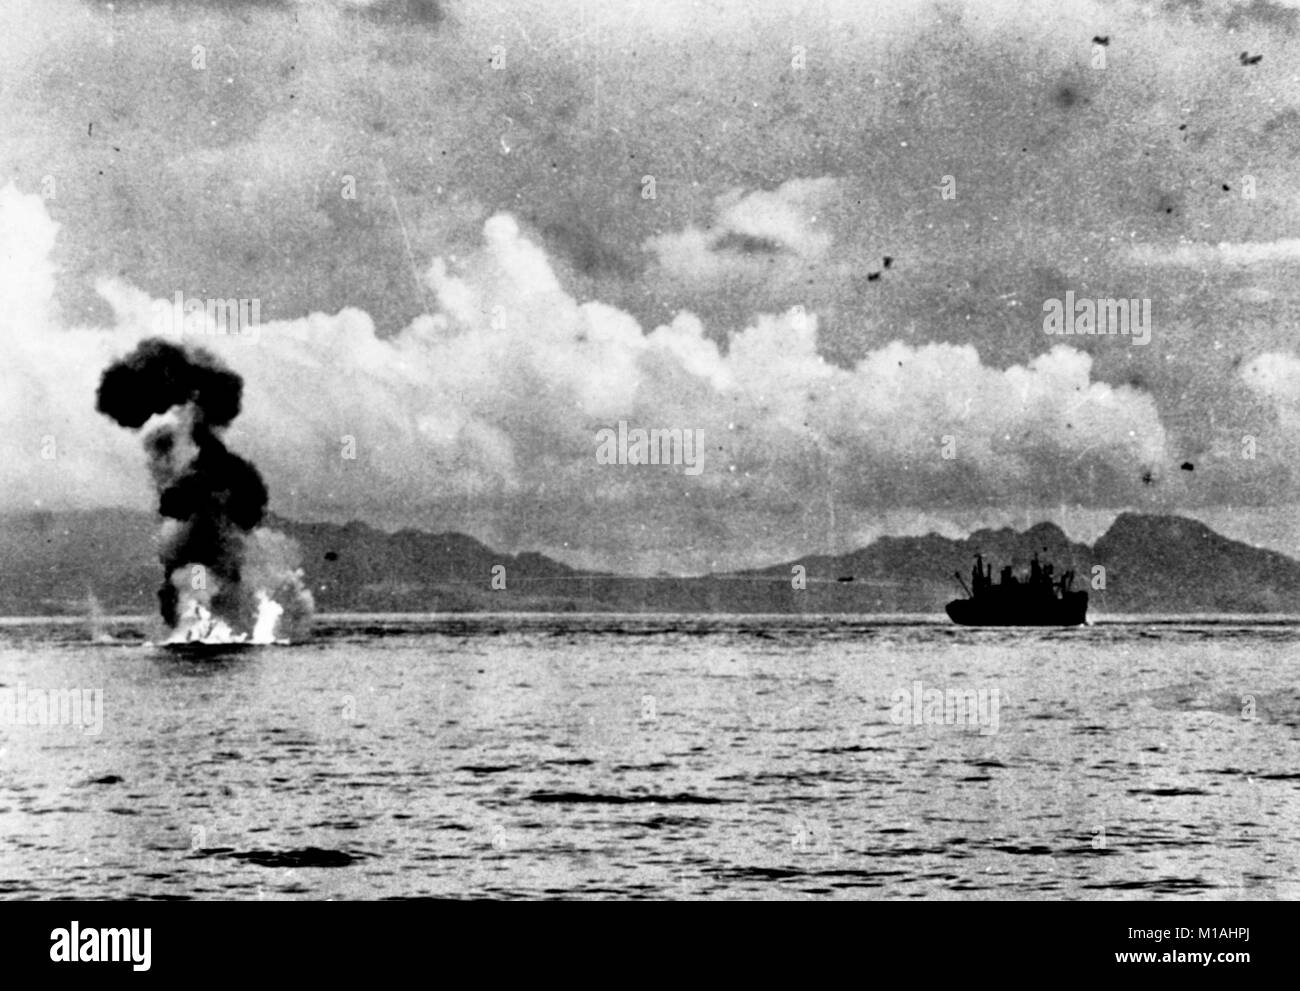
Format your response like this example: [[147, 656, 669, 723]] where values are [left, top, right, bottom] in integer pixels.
[[0, 0, 1297, 929]]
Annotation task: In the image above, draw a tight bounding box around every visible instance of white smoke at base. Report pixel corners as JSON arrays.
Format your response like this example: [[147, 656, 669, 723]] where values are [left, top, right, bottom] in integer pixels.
[[169, 598, 237, 645], [240, 527, 314, 641], [163, 528, 314, 645], [168, 592, 285, 645]]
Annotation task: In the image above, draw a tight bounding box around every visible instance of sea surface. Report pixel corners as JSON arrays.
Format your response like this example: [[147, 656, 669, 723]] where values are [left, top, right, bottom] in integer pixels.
[[1, 614, 1298, 900]]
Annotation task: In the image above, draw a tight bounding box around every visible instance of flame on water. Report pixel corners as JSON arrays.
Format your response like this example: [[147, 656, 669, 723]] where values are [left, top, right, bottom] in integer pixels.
[[165, 578, 293, 646], [156, 528, 312, 646], [252, 592, 284, 644]]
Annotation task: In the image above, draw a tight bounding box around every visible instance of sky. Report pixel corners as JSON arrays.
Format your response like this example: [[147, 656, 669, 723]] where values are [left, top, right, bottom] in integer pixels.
[[3, 0, 1300, 574]]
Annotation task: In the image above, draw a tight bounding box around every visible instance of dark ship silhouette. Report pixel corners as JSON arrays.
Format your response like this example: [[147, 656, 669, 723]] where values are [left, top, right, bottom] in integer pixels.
[[946, 552, 1087, 626]]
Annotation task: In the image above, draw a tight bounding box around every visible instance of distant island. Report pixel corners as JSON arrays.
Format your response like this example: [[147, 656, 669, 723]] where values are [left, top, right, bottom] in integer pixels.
[[1, 509, 1297, 616]]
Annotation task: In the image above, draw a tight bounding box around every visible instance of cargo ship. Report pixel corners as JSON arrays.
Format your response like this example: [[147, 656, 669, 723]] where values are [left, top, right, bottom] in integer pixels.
[[945, 553, 1087, 626]]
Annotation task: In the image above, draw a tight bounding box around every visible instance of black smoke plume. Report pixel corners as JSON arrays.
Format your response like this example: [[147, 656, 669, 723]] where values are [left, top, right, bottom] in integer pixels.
[[96, 339, 243, 431], [96, 338, 309, 639]]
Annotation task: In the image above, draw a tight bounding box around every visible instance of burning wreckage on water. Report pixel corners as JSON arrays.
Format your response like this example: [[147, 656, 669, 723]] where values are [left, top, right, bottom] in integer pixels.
[[96, 338, 313, 646]]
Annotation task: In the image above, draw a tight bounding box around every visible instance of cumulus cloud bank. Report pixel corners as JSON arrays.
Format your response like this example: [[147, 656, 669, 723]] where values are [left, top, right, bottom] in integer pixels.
[[0, 182, 1223, 572]]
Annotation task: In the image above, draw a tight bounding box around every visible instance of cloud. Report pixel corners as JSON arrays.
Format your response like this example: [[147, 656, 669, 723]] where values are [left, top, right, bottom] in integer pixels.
[[1124, 239, 1300, 267], [1241, 351, 1300, 437], [1, 183, 1185, 571], [646, 178, 841, 287]]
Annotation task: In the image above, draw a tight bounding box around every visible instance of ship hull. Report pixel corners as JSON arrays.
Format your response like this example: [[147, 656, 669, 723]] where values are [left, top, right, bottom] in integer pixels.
[[945, 592, 1087, 627]]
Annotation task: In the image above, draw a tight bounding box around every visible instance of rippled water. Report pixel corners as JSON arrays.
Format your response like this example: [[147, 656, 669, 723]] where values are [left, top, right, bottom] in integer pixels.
[[2, 615, 1299, 900]]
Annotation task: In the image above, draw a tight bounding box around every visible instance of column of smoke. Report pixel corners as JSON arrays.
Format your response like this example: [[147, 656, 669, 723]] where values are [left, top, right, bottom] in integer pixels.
[[96, 339, 313, 643]]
